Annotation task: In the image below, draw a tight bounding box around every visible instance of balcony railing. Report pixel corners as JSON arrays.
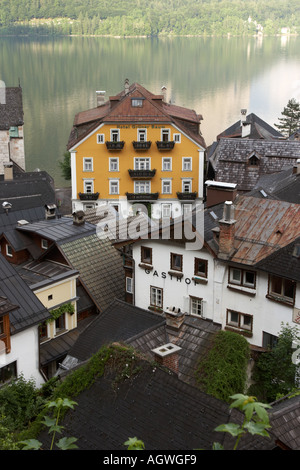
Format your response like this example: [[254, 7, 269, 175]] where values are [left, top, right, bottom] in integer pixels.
[[156, 140, 175, 150], [176, 191, 198, 200], [105, 141, 125, 150], [126, 192, 159, 201], [128, 169, 156, 179], [132, 141, 152, 150], [78, 192, 99, 201]]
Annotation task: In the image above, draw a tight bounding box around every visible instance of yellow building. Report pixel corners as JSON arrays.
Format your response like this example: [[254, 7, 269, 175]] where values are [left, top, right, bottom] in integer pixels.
[[67, 81, 206, 218]]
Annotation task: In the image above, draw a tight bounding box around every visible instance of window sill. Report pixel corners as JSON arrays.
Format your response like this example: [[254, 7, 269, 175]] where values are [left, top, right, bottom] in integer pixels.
[[148, 306, 163, 314], [227, 284, 256, 296], [139, 263, 153, 270], [192, 276, 208, 284], [266, 294, 294, 307], [225, 326, 253, 337], [168, 270, 183, 278]]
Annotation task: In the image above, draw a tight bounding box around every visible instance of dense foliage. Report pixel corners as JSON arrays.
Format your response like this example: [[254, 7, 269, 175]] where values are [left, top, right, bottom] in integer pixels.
[[0, 0, 300, 37], [195, 330, 250, 402], [248, 324, 300, 403]]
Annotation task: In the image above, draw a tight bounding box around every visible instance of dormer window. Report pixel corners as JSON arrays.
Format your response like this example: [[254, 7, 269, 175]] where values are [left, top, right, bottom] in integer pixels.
[[131, 98, 143, 107], [248, 153, 260, 166]]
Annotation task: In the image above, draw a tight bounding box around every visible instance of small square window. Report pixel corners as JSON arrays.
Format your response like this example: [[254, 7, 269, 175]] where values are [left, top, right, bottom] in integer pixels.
[[141, 246, 152, 264], [97, 134, 105, 144], [131, 99, 143, 107], [194, 258, 207, 278], [48, 294, 53, 301]]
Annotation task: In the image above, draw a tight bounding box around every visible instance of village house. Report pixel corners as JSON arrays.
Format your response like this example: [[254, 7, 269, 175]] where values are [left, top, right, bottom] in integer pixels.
[[67, 80, 206, 218], [206, 111, 300, 193], [114, 191, 300, 352], [0, 85, 25, 174]]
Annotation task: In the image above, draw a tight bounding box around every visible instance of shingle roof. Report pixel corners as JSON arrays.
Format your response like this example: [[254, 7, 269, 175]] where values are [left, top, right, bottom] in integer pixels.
[[217, 113, 283, 140], [255, 237, 300, 282], [252, 167, 300, 203], [64, 299, 164, 364], [57, 234, 125, 312], [0, 86, 24, 130], [209, 138, 300, 191], [41, 346, 231, 450], [0, 254, 49, 332]]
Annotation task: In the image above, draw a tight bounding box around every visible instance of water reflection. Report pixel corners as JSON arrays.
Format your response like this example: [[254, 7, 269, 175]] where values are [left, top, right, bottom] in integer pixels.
[[0, 35, 299, 186]]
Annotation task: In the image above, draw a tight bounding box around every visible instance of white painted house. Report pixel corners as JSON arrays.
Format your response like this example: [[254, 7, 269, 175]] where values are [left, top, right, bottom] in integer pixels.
[[116, 194, 300, 350]]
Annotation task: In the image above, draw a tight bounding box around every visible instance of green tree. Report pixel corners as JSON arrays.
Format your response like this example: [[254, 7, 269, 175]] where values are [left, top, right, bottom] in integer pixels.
[[249, 323, 300, 403], [59, 151, 71, 180], [275, 98, 300, 137]]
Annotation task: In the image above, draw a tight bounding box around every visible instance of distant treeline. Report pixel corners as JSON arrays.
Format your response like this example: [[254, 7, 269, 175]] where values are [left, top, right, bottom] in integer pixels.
[[0, 0, 299, 37]]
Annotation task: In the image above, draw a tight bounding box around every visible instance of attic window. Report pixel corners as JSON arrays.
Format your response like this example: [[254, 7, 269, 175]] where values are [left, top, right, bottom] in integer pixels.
[[131, 98, 144, 107], [249, 155, 259, 166]]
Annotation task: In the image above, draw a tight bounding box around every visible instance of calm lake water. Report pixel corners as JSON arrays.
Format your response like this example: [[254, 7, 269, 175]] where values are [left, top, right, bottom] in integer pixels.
[[1, 35, 300, 187]]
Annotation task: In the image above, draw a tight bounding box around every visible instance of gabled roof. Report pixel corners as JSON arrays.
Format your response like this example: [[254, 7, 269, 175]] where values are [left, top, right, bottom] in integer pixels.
[[41, 344, 230, 450], [0, 86, 24, 130], [217, 112, 283, 140], [67, 82, 205, 150], [218, 195, 300, 266], [252, 166, 300, 204], [208, 138, 300, 191], [0, 254, 49, 332], [57, 234, 125, 312]]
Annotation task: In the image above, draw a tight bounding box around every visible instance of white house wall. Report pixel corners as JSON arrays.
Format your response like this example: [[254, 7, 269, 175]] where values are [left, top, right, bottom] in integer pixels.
[[2, 325, 44, 388]]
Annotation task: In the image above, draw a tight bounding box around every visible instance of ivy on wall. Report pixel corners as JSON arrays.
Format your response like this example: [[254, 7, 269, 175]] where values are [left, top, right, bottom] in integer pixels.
[[46, 303, 75, 324]]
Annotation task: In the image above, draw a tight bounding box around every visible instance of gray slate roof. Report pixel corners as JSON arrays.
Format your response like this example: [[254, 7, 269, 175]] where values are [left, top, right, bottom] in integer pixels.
[[0, 171, 55, 212], [217, 112, 283, 140], [0, 86, 24, 130], [0, 254, 49, 333], [252, 167, 300, 203], [255, 237, 300, 282], [57, 234, 125, 312], [42, 348, 231, 450], [208, 138, 300, 191]]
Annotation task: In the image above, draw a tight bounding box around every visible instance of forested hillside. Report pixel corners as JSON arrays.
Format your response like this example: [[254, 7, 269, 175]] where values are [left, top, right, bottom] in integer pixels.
[[0, 0, 299, 37]]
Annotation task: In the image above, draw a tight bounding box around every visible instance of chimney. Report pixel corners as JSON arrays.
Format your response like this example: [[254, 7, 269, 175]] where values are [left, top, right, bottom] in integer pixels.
[[45, 204, 57, 220], [124, 78, 130, 95], [205, 180, 237, 208], [161, 85, 167, 102], [164, 307, 185, 336], [152, 343, 181, 375], [293, 158, 300, 175], [72, 210, 85, 226], [241, 109, 251, 137], [218, 201, 236, 259], [96, 90, 106, 107], [4, 162, 13, 180]]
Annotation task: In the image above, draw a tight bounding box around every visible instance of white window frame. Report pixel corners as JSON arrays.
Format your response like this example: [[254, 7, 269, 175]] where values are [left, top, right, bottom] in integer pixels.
[[126, 277, 133, 294], [97, 134, 105, 144], [137, 128, 147, 142], [190, 297, 203, 317], [150, 286, 163, 308], [174, 133, 181, 143], [83, 157, 93, 172], [161, 129, 170, 142], [229, 267, 256, 289], [134, 181, 151, 193], [182, 179, 192, 192], [110, 129, 120, 142], [83, 180, 94, 194], [41, 239, 49, 250], [182, 157, 192, 171], [109, 180, 119, 195], [161, 203, 172, 218], [6, 244, 13, 257], [109, 157, 119, 172], [134, 158, 151, 170], [162, 157, 172, 171], [131, 98, 143, 107], [227, 310, 253, 332], [182, 203, 193, 215], [162, 179, 172, 194]]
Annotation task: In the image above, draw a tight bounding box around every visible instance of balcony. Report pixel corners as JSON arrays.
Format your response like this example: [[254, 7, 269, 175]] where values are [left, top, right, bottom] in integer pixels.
[[78, 192, 99, 201], [176, 191, 198, 200], [126, 192, 159, 201], [156, 140, 175, 151], [105, 141, 125, 150], [132, 141, 152, 150], [128, 169, 156, 179]]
